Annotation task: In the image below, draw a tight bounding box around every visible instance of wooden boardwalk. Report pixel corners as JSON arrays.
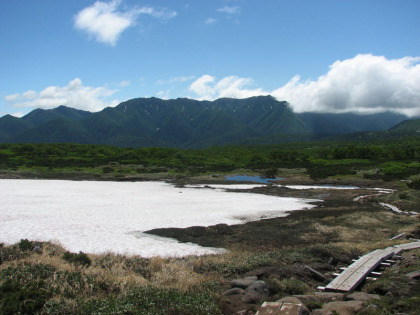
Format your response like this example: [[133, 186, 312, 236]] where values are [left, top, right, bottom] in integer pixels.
[[324, 240, 420, 292], [256, 302, 303, 315]]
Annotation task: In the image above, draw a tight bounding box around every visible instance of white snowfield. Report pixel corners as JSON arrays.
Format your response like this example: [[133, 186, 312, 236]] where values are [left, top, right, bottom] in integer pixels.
[[0, 180, 318, 257]]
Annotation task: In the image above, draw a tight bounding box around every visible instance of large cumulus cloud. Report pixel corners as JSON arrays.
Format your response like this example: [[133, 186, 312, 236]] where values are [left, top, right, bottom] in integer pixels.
[[5, 78, 119, 113], [189, 54, 420, 117], [74, 0, 177, 46], [272, 54, 420, 116]]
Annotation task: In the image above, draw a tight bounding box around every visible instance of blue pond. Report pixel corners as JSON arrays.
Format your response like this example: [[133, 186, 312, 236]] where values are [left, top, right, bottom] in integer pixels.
[[225, 175, 283, 184]]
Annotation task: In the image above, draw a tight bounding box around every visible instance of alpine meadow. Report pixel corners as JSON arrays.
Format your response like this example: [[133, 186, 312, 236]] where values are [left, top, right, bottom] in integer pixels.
[[1, 1, 420, 314]]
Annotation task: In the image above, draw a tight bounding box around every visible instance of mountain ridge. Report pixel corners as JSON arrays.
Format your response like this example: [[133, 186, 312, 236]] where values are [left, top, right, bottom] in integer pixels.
[[0, 96, 415, 148]]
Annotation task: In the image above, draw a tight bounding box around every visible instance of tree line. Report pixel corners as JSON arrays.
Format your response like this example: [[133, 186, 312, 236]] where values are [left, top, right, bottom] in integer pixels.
[[0, 138, 419, 180]]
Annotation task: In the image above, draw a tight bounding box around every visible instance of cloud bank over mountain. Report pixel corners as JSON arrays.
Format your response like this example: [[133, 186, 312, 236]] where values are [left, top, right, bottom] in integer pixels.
[[4, 55, 420, 117], [5, 78, 119, 113], [272, 54, 420, 116], [189, 55, 420, 117]]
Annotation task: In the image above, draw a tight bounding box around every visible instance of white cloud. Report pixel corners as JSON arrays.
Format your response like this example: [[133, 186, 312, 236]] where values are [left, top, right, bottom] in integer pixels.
[[119, 80, 131, 87], [272, 54, 420, 116], [5, 78, 119, 112], [205, 18, 217, 25], [169, 75, 196, 83], [74, 0, 136, 46], [156, 90, 171, 99], [74, 1, 177, 46], [137, 7, 177, 19], [189, 75, 267, 100], [4, 94, 19, 102], [217, 6, 241, 15], [189, 55, 420, 117], [11, 112, 25, 118]]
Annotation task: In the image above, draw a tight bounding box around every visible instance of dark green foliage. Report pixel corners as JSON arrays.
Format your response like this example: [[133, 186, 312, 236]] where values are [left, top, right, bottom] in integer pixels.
[[80, 286, 222, 314], [0, 239, 43, 263], [390, 118, 420, 132], [0, 279, 52, 315], [0, 137, 419, 181], [102, 166, 114, 173], [18, 238, 36, 251], [0, 263, 56, 314], [408, 178, 420, 190], [63, 251, 92, 268], [267, 278, 310, 296]]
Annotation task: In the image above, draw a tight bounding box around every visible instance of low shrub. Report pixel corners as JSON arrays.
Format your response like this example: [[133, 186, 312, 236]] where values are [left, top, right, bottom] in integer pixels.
[[63, 251, 91, 268], [267, 277, 310, 296], [102, 166, 114, 173], [0, 279, 53, 314], [408, 178, 420, 190], [17, 238, 35, 251]]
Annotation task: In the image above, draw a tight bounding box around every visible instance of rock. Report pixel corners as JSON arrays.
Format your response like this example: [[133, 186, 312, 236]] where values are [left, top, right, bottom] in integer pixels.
[[310, 309, 333, 315], [246, 267, 279, 279], [314, 292, 344, 302], [361, 304, 379, 313], [223, 288, 244, 296], [276, 297, 302, 304], [292, 294, 321, 305], [275, 297, 310, 314], [260, 299, 309, 315], [305, 265, 328, 282], [345, 292, 381, 301], [231, 278, 256, 289], [405, 270, 420, 280], [323, 300, 365, 315], [32, 245, 42, 254], [257, 302, 281, 314], [282, 302, 309, 315], [242, 280, 269, 304], [244, 276, 258, 281]]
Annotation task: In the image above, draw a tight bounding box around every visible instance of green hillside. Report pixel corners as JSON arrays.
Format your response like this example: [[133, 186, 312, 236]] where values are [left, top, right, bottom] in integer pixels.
[[0, 96, 412, 148], [390, 119, 420, 132]]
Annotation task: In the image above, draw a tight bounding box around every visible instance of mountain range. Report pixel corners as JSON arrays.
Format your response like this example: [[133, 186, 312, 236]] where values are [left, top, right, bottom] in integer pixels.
[[0, 96, 418, 148]]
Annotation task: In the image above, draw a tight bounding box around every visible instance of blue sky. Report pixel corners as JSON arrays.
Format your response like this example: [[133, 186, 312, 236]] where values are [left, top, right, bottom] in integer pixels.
[[1, 0, 419, 118]]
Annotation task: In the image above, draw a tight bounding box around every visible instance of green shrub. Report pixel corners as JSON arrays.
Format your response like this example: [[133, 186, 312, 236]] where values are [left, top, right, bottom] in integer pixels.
[[17, 238, 35, 251], [267, 278, 310, 296], [408, 178, 420, 190], [0, 279, 52, 314], [102, 166, 114, 173], [63, 251, 91, 268]]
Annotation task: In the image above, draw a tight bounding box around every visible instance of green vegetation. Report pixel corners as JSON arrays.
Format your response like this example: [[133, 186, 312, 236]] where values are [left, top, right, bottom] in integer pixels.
[[0, 136, 419, 314], [62, 251, 92, 268], [0, 138, 419, 180], [1, 96, 412, 147]]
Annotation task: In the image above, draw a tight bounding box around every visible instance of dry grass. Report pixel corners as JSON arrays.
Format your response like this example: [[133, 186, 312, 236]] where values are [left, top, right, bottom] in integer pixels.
[[1, 176, 419, 314]]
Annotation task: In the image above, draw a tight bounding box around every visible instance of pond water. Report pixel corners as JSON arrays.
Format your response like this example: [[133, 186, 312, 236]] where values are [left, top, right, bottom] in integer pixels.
[[225, 175, 283, 184], [0, 179, 317, 257]]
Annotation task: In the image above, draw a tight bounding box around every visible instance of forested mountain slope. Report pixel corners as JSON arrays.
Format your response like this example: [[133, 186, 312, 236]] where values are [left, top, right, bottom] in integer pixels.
[[0, 96, 413, 148]]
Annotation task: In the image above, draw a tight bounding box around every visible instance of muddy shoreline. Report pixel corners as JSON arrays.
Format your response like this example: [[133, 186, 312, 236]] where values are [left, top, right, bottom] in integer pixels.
[[145, 183, 398, 251]]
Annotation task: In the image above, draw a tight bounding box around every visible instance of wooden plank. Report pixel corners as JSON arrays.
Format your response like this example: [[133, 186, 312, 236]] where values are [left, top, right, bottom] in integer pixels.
[[379, 202, 403, 214], [325, 241, 420, 292], [325, 249, 393, 292], [393, 241, 420, 254]]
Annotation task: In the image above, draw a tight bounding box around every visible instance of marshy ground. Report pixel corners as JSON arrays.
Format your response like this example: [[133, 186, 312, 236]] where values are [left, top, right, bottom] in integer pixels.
[[1, 173, 419, 314]]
